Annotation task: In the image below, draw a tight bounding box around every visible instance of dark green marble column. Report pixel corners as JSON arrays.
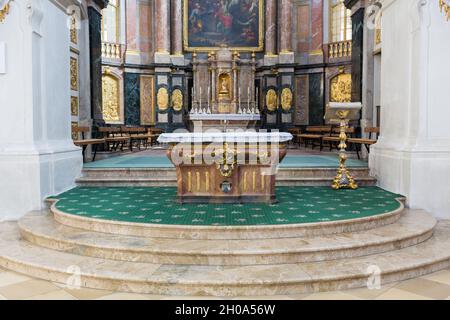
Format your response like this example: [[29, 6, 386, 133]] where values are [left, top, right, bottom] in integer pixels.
[[350, 8, 365, 102]]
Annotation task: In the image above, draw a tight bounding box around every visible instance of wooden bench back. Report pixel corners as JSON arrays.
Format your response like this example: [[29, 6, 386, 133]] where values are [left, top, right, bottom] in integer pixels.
[[305, 126, 332, 133], [72, 126, 90, 140], [287, 128, 301, 135]]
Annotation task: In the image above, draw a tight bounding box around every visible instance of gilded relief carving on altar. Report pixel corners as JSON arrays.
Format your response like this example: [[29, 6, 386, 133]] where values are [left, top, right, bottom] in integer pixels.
[[157, 87, 169, 111], [102, 74, 121, 122], [172, 89, 184, 112], [281, 88, 293, 112], [71, 96, 79, 116], [218, 73, 231, 100], [330, 73, 352, 103], [266, 89, 278, 112], [140, 75, 155, 125]]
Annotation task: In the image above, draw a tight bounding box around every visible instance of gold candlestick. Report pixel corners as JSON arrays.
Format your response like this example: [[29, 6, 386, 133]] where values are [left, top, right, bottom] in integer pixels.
[[332, 110, 358, 190]]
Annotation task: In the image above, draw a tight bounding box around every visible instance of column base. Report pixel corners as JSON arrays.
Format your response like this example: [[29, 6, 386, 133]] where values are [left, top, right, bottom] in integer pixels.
[[278, 51, 295, 64], [154, 51, 172, 64], [0, 143, 82, 221], [370, 140, 450, 220]]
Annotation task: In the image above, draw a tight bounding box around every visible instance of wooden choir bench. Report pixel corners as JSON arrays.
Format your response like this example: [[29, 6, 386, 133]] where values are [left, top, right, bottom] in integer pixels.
[[72, 126, 105, 162], [97, 127, 130, 152], [297, 126, 332, 149], [348, 127, 380, 159]]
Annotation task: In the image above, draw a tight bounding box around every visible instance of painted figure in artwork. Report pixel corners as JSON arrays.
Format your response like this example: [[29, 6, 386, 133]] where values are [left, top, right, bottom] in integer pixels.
[[186, 0, 262, 50]]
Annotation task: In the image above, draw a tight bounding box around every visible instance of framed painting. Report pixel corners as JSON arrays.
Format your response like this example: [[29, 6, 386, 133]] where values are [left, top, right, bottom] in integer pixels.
[[183, 0, 264, 52]]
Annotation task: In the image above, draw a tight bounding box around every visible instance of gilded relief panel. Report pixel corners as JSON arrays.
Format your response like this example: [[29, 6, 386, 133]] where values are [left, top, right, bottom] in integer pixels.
[[330, 73, 351, 103], [70, 57, 78, 91], [140, 75, 155, 125], [71, 96, 79, 116], [102, 74, 121, 123]]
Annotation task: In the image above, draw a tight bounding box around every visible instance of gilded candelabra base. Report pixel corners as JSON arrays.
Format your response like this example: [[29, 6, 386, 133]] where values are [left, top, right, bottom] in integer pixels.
[[332, 153, 358, 190], [331, 114, 358, 190]]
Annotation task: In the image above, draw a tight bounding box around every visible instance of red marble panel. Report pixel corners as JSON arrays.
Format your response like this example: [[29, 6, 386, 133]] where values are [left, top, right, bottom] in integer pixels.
[[139, 1, 152, 54], [296, 4, 310, 54], [311, 0, 323, 52], [126, 0, 137, 51]]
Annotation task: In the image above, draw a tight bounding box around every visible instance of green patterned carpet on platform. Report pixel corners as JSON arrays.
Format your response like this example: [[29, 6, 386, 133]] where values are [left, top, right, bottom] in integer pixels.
[[50, 187, 402, 226]]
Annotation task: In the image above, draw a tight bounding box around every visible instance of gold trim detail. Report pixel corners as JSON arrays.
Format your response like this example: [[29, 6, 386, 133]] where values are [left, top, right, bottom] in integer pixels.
[[0, 1, 10, 23], [440, 0, 450, 21], [172, 88, 183, 112], [266, 89, 278, 112], [281, 88, 293, 111], [157, 87, 169, 111], [70, 57, 78, 91], [102, 74, 121, 122], [71, 96, 79, 116], [330, 73, 352, 103], [183, 0, 264, 52]]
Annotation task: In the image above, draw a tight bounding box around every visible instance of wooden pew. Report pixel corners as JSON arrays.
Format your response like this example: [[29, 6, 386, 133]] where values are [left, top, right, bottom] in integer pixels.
[[347, 127, 380, 159], [322, 127, 356, 151], [287, 128, 301, 145], [72, 126, 105, 162], [97, 127, 130, 152], [120, 126, 150, 151], [297, 126, 332, 149]]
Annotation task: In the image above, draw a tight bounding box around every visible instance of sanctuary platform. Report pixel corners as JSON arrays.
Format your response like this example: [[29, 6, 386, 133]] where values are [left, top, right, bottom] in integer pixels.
[[1, 185, 450, 297]]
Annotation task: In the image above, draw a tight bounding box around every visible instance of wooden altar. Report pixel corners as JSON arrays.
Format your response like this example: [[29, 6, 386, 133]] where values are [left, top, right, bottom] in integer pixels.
[[158, 132, 292, 204]]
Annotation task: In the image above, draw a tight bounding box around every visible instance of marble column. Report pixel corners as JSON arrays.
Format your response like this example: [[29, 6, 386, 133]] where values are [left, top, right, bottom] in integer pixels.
[[155, 0, 170, 54], [280, 0, 293, 53], [171, 0, 183, 55], [265, 0, 277, 56]]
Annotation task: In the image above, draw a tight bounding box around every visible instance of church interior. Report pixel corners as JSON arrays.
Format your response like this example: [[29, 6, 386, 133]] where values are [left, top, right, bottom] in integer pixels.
[[0, 0, 450, 301]]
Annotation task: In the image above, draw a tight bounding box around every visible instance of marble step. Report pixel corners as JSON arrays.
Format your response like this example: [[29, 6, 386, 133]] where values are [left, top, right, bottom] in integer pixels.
[[18, 210, 436, 265], [77, 167, 376, 187], [1, 221, 449, 296], [51, 202, 404, 240]]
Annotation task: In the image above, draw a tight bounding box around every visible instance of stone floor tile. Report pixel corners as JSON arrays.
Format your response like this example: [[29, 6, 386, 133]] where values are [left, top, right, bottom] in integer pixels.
[[25, 290, 77, 300], [375, 288, 431, 300], [0, 272, 31, 288], [392, 278, 450, 300], [422, 269, 450, 286], [0, 279, 61, 300], [342, 282, 398, 300], [301, 291, 362, 300], [160, 295, 223, 300], [232, 296, 294, 300], [96, 292, 159, 300], [57, 285, 113, 300]]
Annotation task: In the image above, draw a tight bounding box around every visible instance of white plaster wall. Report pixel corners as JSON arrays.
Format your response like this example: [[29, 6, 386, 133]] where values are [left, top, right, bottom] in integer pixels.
[[0, 0, 83, 220], [370, 0, 450, 219]]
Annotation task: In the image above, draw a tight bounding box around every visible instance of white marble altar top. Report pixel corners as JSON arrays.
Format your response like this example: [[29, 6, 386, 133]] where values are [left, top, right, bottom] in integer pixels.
[[158, 132, 293, 144], [189, 114, 261, 121]]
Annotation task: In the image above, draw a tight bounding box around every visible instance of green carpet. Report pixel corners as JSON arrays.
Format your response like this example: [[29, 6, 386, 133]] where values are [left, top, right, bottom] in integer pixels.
[[50, 187, 401, 226], [84, 155, 368, 169]]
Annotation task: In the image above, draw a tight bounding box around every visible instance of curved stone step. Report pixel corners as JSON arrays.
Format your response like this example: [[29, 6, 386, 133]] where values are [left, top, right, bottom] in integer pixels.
[[1, 221, 449, 296], [51, 201, 404, 240], [18, 210, 435, 265]]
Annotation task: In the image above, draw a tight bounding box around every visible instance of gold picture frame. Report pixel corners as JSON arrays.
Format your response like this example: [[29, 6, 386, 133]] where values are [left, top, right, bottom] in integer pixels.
[[183, 0, 264, 52]]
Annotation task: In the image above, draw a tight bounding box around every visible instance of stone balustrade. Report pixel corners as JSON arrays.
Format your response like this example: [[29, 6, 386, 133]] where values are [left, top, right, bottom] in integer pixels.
[[101, 42, 122, 60], [328, 40, 352, 59]]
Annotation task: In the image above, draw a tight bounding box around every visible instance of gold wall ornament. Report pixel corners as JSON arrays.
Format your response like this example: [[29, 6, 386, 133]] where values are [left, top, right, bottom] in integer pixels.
[[140, 75, 155, 125], [440, 0, 450, 21], [71, 96, 79, 116], [0, 1, 10, 23], [70, 57, 78, 91], [281, 88, 293, 111], [70, 16, 78, 44], [330, 73, 352, 103], [157, 87, 169, 111], [101, 74, 121, 122], [266, 89, 278, 112], [172, 89, 183, 112]]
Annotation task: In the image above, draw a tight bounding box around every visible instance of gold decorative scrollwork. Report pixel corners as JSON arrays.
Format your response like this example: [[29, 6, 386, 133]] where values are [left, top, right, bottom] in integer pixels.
[[281, 88, 293, 112], [440, 0, 450, 21], [330, 73, 352, 103], [70, 57, 78, 91], [266, 89, 278, 112], [172, 89, 183, 112], [140, 75, 155, 125], [71, 96, 79, 116], [70, 16, 78, 44], [157, 87, 169, 111], [102, 74, 121, 122], [0, 1, 10, 23]]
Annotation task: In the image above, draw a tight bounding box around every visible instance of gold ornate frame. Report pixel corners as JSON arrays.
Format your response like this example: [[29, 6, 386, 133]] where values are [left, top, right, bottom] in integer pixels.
[[183, 0, 264, 52], [440, 0, 450, 21]]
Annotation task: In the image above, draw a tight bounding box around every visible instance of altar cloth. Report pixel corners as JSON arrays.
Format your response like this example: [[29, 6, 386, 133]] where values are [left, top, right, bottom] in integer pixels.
[[158, 132, 293, 144]]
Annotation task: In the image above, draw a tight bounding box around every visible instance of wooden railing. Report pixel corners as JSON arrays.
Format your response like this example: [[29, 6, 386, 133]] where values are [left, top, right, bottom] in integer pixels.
[[101, 42, 122, 60], [328, 40, 352, 59]]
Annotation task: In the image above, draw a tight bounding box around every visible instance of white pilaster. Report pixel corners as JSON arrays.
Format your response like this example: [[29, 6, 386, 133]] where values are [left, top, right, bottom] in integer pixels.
[[370, 0, 450, 219], [0, 0, 83, 220]]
